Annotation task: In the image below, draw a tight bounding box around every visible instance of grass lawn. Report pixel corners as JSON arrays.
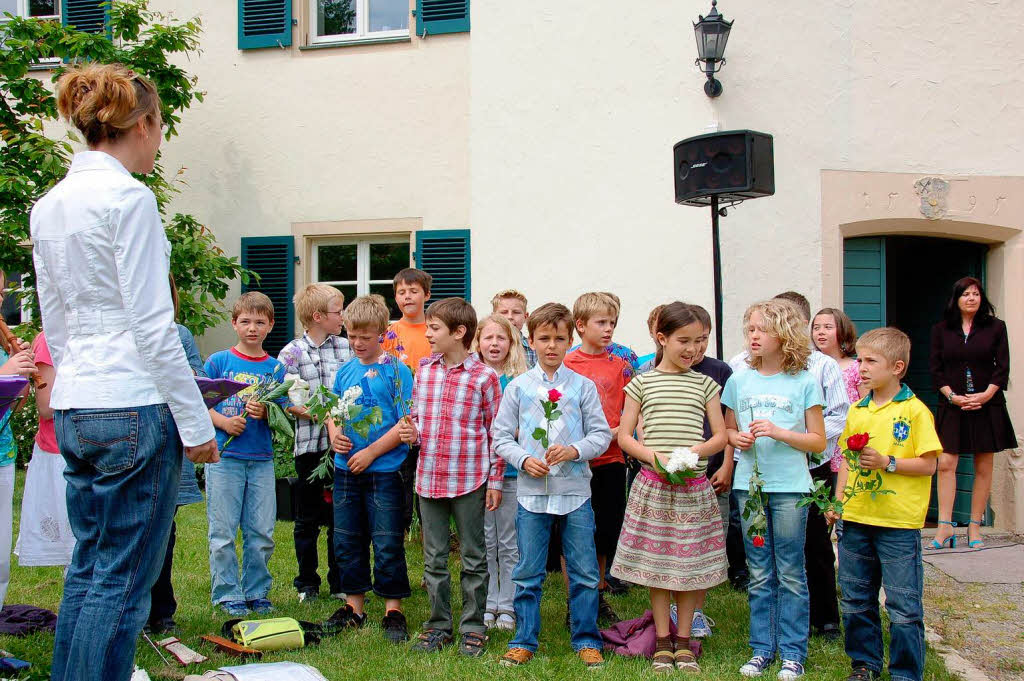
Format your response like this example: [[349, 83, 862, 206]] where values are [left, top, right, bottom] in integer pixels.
[[0, 476, 959, 681]]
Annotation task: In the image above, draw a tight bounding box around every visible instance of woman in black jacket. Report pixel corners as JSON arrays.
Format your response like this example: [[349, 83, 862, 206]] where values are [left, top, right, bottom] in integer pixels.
[[930, 277, 1016, 549]]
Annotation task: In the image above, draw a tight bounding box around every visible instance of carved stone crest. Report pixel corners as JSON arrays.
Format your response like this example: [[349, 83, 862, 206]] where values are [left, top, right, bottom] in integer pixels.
[[914, 177, 949, 219]]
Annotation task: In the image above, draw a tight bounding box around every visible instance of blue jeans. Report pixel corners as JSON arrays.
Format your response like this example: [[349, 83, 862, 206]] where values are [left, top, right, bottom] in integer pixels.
[[52, 405, 182, 681], [839, 522, 925, 681], [511, 500, 601, 653], [206, 457, 276, 604], [735, 491, 810, 663], [333, 469, 411, 599]]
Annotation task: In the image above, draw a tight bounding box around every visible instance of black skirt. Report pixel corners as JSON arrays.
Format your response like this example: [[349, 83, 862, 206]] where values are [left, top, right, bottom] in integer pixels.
[[936, 399, 1017, 455]]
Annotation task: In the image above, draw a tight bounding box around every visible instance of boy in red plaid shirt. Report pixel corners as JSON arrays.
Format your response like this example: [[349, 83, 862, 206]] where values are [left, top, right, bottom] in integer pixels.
[[398, 298, 504, 658]]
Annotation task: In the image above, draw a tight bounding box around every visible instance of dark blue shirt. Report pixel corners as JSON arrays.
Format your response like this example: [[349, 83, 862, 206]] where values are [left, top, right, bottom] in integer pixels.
[[204, 348, 285, 460], [332, 357, 413, 473], [692, 356, 733, 476]]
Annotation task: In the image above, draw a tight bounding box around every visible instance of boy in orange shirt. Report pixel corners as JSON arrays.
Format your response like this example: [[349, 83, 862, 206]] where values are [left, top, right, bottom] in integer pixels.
[[383, 267, 433, 533], [563, 292, 633, 625]]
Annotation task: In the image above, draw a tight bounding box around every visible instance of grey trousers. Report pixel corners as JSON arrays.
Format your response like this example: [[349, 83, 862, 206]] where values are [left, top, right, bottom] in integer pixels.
[[420, 485, 488, 635], [484, 478, 518, 616]]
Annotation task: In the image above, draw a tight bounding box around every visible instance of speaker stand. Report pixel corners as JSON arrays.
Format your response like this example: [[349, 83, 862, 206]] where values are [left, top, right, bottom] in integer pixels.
[[710, 195, 725, 360]]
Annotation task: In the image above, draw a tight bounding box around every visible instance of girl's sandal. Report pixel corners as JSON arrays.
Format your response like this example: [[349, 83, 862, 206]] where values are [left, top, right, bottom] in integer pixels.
[[652, 650, 676, 674], [675, 648, 702, 673]]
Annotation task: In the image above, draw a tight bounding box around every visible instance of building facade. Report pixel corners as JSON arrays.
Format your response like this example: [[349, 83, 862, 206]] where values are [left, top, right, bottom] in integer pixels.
[[16, 0, 1024, 529]]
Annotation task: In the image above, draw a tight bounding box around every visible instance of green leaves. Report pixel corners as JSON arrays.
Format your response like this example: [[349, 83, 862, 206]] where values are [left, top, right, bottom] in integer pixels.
[[0, 0, 250, 335]]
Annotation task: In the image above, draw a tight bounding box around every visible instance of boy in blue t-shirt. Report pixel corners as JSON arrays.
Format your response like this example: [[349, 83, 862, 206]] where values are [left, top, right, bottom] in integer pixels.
[[204, 292, 285, 617], [323, 294, 414, 644]]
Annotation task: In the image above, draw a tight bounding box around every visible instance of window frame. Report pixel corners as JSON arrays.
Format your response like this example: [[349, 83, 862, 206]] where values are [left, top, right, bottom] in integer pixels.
[[311, 235, 411, 319], [0, 0, 60, 21], [307, 0, 409, 45]]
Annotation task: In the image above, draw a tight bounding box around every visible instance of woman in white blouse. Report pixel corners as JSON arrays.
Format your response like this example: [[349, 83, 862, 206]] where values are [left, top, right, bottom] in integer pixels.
[[31, 63, 218, 681]]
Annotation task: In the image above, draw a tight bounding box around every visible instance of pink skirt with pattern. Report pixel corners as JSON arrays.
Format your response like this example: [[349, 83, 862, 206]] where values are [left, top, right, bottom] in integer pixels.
[[610, 471, 727, 592]]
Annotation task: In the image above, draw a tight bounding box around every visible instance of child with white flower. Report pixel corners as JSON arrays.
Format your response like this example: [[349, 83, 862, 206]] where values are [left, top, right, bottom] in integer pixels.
[[278, 283, 351, 603], [323, 294, 413, 644], [612, 302, 729, 674]]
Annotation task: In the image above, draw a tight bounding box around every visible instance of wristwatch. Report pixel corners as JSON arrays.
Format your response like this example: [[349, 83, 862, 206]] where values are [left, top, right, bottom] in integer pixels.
[[885, 456, 897, 473], [946, 391, 956, 404]]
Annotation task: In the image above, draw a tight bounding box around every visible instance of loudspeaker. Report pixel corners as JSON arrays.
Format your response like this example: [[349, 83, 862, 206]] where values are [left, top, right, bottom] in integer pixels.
[[673, 130, 774, 206]]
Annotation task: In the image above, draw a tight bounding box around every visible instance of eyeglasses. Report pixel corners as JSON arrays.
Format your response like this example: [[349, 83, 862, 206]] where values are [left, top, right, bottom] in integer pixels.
[[325, 310, 344, 317]]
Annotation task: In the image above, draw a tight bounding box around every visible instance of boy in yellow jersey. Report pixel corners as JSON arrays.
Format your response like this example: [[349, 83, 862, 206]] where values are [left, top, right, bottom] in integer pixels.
[[827, 327, 940, 681]]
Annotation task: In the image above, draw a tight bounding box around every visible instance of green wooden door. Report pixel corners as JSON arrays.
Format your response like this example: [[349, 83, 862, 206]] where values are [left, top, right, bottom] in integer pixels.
[[885, 237, 988, 525]]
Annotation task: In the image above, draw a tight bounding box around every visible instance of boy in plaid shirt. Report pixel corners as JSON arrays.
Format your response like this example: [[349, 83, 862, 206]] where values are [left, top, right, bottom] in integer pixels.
[[278, 284, 351, 602], [398, 298, 503, 657]]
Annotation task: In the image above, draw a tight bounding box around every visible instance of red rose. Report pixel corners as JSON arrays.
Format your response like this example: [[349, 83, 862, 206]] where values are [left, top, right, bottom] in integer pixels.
[[846, 432, 871, 452], [547, 389, 562, 403], [752, 535, 765, 548], [322, 489, 333, 505]]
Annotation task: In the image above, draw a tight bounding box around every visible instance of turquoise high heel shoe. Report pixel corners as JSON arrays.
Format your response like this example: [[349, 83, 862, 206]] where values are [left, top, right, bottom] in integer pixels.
[[968, 519, 985, 548], [930, 520, 957, 549]]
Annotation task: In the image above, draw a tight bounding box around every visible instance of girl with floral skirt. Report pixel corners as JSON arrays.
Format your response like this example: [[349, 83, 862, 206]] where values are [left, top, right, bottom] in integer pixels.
[[611, 302, 729, 674], [721, 300, 826, 681]]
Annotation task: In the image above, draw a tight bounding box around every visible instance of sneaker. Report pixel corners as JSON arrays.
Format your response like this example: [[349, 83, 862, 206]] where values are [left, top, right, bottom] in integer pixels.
[[459, 632, 488, 657], [691, 610, 715, 638], [778, 660, 805, 681], [740, 655, 773, 677], [297, 589, 318, 603], [325, 604, 367, 631], [248, 598, 273, 614], [500, 647, 534, 667], [382, 610, 409, 644], [411, 628, 452, 653], [219, 601, 250, 617], [675, 648, 701, 673], [846, 666, 879, 681], [578, 647, 605, 669], [146, 618, 177, 635], [495, 613, 515, 631], [484, 612, 496, 629], [597, 593, 620, 625]]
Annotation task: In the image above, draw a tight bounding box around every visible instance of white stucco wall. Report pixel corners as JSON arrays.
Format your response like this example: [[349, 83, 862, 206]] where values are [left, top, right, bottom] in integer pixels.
[[470, 0, 1024, 355], [149, 0, 469, 353]]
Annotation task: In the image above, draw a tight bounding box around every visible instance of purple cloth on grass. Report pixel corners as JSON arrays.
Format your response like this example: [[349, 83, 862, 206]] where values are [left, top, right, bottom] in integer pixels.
[[0, 605, 58, 636], [600, 610, 702, 659]]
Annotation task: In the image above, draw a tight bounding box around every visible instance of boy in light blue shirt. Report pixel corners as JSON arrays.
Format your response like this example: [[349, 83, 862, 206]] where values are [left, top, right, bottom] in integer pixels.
[[492, 303, 612, 669]]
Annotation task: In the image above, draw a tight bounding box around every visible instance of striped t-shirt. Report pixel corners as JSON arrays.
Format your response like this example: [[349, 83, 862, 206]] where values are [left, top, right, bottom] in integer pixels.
[[624, 369, 720, 474]]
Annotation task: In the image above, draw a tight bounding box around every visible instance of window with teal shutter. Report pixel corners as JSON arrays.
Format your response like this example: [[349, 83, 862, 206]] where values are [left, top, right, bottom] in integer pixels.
[[842, 237, 886, 334], [61, 0, 109, 35], [238, 0, 292, 50], [415, 230, 470, 300], [241, 236, 295, 357], [415, 0, 469, 36]]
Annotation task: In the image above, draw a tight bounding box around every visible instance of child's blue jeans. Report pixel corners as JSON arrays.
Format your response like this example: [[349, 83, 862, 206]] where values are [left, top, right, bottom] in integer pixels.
[[839, 521, 925, 681], [735, 490, 810, 663], [333, 468, 411, 599], [206, 457, 276, 604], [510, 500, 602, 653]]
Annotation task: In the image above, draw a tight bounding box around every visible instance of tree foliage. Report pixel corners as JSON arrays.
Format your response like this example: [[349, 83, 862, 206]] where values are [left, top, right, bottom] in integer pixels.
[[0, 0, 249, 334]]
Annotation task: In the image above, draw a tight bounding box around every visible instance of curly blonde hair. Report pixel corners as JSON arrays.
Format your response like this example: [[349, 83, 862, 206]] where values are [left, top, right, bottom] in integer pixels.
[[472, 314, 527, 379], [743, 299, 811, 375]]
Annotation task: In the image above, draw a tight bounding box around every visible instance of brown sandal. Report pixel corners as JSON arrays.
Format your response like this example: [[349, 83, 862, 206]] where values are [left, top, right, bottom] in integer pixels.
[[653, 649, 676, 673], [675, 648, 701, 673]]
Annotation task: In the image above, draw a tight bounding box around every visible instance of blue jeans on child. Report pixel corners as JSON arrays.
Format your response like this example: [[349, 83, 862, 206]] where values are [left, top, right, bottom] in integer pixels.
[[206, 457, 276, 604], [839, 521, 925, 681], [735, 490, 810, 663], [52, 405, 182, 681], [333, 469, 411, 598], [510, 500, 602, 653]]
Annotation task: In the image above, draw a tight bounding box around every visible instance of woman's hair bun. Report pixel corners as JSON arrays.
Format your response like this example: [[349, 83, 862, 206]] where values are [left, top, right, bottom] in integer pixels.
[[56, 63, 160, 146]]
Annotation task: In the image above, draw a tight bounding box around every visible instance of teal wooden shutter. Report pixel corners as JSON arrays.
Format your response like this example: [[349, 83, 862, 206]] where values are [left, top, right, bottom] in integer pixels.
[[843, 237, 886, 334], [238, 0, 292, 50], [241, 236, 295, 357], [415, 230, 470, 300], [61, 0, 110, 34], [415, 0, 469, 36]]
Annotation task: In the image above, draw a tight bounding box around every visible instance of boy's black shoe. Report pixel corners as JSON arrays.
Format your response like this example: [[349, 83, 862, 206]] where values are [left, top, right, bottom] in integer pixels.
[[604, 575, 630, 595], [144, 618, 177, 636], [324, 604, 367, 632], [730, 573, 750, 591], [458, 632, 488, 658], [382, 610, 409, 644], [597, 593, 620, 626], [818, 623, 841, 641], [847, 666, 879, 681], [411, 628, 452, 653]]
